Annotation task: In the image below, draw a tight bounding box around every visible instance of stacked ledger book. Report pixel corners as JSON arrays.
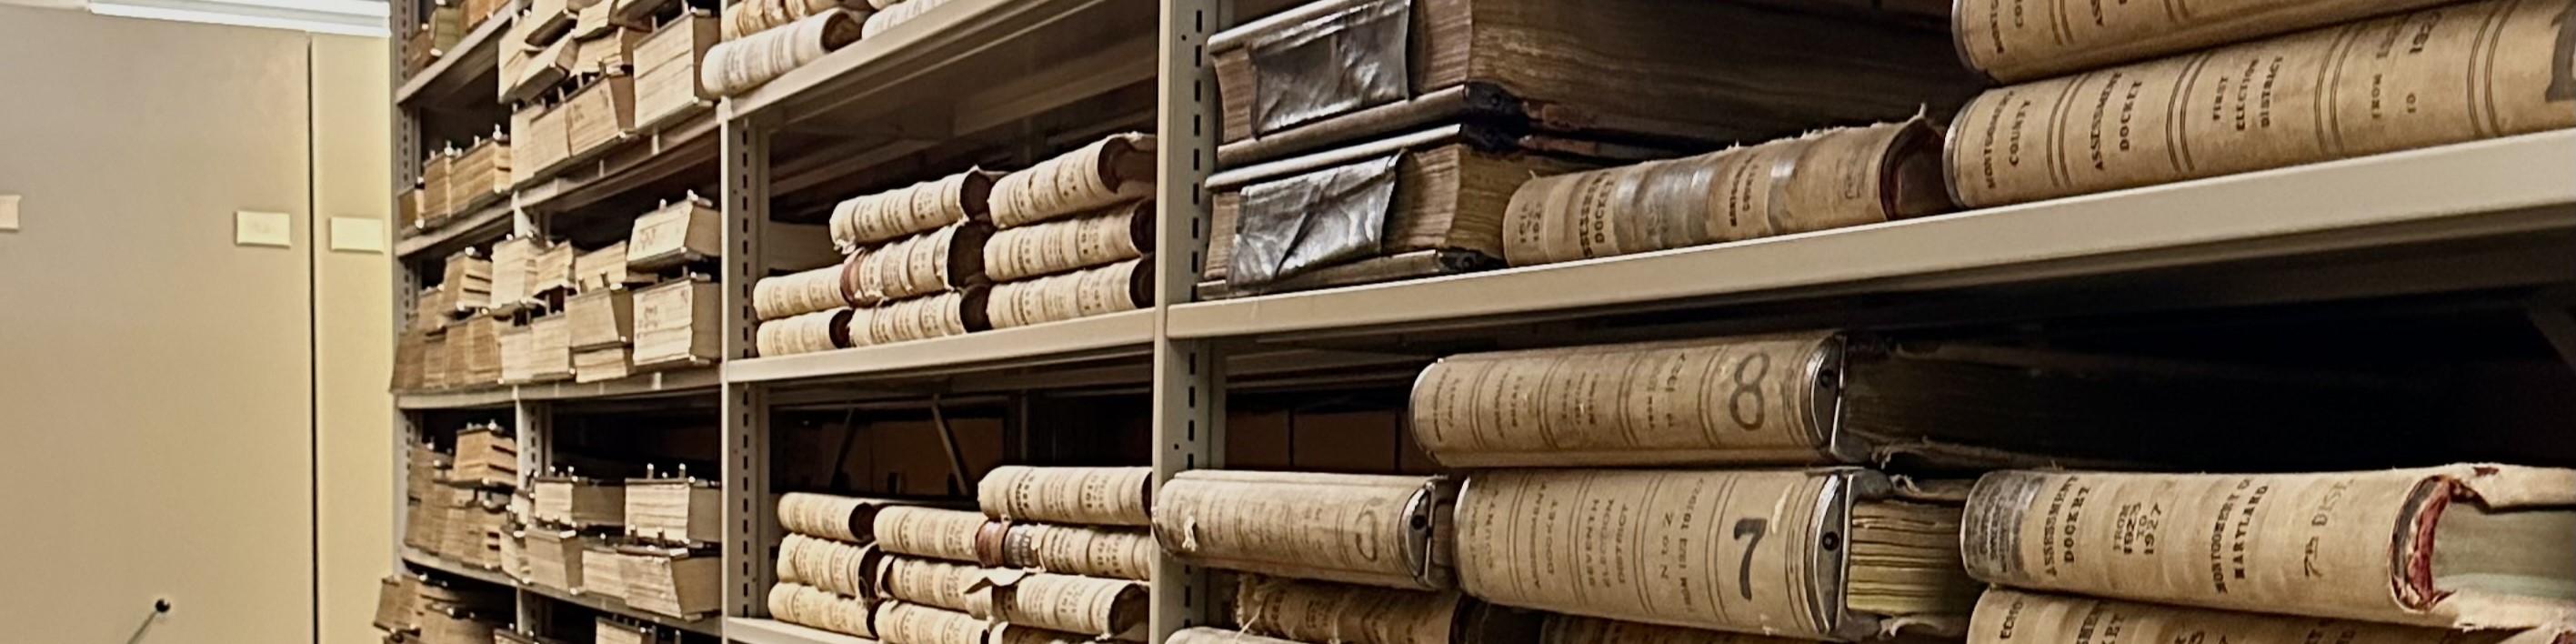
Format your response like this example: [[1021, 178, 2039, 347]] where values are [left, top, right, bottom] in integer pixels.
[[1942, 0, 2576, 209], [769, 467, 1158, 643], [1194, 0, 1980, 297], [375, 572, 515, 644], [391, 197, 830, 390], [753, 133, 1160, 358], [1152, 327, 2575, 644]]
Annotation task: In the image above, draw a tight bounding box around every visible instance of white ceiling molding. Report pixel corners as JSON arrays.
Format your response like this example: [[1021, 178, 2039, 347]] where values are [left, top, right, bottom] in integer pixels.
[[85, 0, 387, 36]]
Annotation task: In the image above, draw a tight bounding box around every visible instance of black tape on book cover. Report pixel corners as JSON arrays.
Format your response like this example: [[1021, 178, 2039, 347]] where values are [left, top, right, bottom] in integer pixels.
[[1228, 155, 1400, 287], [1248, 0, 1411, 136]]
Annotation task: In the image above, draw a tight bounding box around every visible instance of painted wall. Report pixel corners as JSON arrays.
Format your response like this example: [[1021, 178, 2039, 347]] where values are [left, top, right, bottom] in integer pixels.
[[312, 33, 397, 644], [0, 6, 393, 642]]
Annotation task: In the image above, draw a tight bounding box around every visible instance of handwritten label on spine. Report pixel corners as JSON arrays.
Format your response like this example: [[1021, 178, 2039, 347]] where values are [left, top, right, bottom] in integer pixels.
[[1949, 0, 2576, 208], [1456, 468, 1837, 639], [1408, 334, 1835, 468], [1956, 0, 2461, 83]]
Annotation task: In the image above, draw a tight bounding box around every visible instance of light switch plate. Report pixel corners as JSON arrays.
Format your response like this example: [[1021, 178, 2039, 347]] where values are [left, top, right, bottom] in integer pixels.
[[0, 194, 20, 231], [330, 216, 386, 253], [235, 211, 293, 247]]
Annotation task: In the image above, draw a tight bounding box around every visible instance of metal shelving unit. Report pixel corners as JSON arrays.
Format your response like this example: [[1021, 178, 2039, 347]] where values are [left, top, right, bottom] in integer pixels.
[[387, 0, 731, 637], [394, 0, 2576, 641]]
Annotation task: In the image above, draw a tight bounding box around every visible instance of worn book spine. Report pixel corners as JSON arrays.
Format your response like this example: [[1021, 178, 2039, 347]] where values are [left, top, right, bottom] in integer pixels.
[[875, 507, 991, 563], [1539, 614, 1813, 644], [1502, 118, 1949, 267], [988, 134, 1158, 228], [1953, 0, 2459, 83], [701, 9, 861, 96], [875, 555, 984, 613], [1457, 468, 1851, 640], [845, 224, 990, 303], [965, 571, 1148, 639], [1408, 333, 1840, 468], [756, 308, 853, 357], [1153, 470, 1454, 591], [1234, 575, 1458, 644], [1168, 628, 1307, 644], [1947, 0, 2576, 208], [985, 258, 1151, 329], [977, 466, 1155, 527], [982, 200, 1154, 282], [780, 533, 873, 599], [997, 523, 1158, 581], [754, 264, 852, 320], [875, 601, 991, 644], [847, 288, 982, 347], [831, 169, 998, 251], [769, 581, 877, 639], [778, 492, 910, 543], [1961, 465, 2576, 629], [1968, 589, 2574, 644]]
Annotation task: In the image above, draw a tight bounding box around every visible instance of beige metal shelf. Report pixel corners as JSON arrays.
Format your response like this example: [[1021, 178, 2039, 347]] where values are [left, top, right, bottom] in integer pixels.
[[394, 107, 720, 259], [725, 618, 879, 644], [1168, 130, 2576, 343], [721, 0, 1153, 132], [515, 106, 721, 214], [402, 548, 517, 588], [396, 200, 514, 259], [402, 548, 721, 636], [395, 2, 520, 107], [396, 367, 720, 409], [721, 309, 1156, 385]]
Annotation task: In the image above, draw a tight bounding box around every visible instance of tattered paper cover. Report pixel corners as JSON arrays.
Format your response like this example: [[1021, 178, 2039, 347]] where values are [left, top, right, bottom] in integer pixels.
[[1457, 468, 1843, 639], [1947, 0, 2576, 208], [1409, 334, 1838, 468], [1968, 589, 2574, 644], [1228, 154, 1399, 287], [1963, 465, 2576, 629], [1156, 470, 1452, 590]]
